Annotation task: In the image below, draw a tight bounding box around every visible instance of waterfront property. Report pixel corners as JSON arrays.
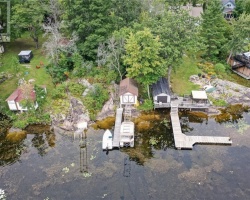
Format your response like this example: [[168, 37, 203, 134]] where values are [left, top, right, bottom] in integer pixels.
[[6, 87, 38, 111], [119, 78, 138, 106], [230, 52, 250, 79]]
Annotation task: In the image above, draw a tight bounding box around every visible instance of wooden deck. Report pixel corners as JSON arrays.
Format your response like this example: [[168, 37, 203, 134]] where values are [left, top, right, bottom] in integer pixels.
[[112, 108, 123, 148], [154, 97, 210, 109], [170, 104, 232, 149]]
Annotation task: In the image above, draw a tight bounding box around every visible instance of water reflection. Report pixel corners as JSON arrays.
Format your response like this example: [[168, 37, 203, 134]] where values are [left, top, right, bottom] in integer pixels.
[[121, 110, 175, 165], [0, 125, 55, 166]]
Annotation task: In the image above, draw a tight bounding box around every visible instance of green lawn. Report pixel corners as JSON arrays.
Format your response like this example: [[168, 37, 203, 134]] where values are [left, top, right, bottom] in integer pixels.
[[170, 56, 202, 95], [0, 34, 53, 102]]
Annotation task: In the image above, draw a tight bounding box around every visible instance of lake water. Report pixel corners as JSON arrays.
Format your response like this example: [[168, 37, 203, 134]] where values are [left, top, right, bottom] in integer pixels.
[[1, 110, 250, 200]]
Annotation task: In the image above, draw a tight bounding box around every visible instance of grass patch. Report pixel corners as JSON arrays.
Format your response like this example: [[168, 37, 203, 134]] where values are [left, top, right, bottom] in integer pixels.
[[0, 33, 54, 103], [171, 56, 202, 95]]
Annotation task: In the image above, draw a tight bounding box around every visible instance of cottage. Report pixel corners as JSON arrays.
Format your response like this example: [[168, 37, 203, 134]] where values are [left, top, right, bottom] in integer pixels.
[[6, 87, 38, 111], [152, 77, 171, 108], [222, 0, 235, 20], [18, 50, 33, 63], [230, 52, 250, 79], [119, 78, 138, 106]]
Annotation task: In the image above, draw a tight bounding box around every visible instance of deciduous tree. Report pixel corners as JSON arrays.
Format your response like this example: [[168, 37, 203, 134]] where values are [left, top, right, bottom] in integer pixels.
[[123, 28, 165, 98], [11, 0, 47, 48]]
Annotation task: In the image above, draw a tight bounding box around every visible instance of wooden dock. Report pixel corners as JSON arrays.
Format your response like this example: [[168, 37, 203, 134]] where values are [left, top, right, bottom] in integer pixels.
[[112, 107, 123, 148], [170, 104, 232, 149]]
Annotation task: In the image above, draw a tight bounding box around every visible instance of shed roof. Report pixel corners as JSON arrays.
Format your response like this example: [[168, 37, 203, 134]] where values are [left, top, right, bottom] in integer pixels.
[[6, 87, 36, 102], [119, 78, 138, 96], [18, 50, 32, 56], [192, 91, 207, 99], [152, 77, 171, 97]]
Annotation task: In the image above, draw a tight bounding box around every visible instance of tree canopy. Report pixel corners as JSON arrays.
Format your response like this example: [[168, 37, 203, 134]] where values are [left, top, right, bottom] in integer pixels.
[[123, 28, 166, 98]]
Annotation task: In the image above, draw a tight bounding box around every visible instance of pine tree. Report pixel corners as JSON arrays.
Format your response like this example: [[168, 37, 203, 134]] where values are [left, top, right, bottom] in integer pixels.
[[200, 0, 228, 60]]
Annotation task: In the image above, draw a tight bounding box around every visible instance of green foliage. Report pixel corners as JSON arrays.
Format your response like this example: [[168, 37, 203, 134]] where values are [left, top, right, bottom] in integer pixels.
[[225, 13, 250, 58], [11, 56, 20, 73], [83, 84, 109, 120], [67, 82, 85, 97], [12, 111, 51, 129], [138, 99, 154, 111], [214, 63, 225, 74], [51, 99, 70, 115], [123, 28, 166, 97], [197, 62, 216, 76], [51, 84, 67, 99], [11, 0, 47, 48], [234, 0, 250, 17], [209, 95, 228, 107], [34, 85, 47, 107], [200, 0, 229, 60]]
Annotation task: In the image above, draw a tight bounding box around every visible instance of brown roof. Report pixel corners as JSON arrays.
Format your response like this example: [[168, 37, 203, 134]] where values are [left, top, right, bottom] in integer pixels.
[[6, 88, 36, 102], [119, 78, 138, 96]]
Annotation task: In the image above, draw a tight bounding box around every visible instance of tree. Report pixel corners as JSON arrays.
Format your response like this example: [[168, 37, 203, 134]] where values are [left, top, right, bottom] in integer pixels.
[[226, 13, 250, 63], [97, 36, 125, 81], [234, 0, 250, 17], [143, 8, 200, 84], [61, 0, 142, 60], [200, 0, 228, 60], [11, 0, 47, 48], [123, 28, 165, 98]]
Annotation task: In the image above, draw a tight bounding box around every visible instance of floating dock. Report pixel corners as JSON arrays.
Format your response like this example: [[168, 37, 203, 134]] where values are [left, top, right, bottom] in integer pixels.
[[170, 104, 232, 149]]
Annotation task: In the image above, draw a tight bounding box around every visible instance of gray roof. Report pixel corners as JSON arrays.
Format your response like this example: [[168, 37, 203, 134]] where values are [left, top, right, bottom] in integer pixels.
[[221, 0, 235, 6], [152, 77, 171, 97], [18, 50, 32, 56]]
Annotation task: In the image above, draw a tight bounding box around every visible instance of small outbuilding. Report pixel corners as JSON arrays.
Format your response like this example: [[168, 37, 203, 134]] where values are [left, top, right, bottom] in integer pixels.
[[6, 87, 38, 111], [18, 50, 33, 63], [119, 78, 138, 106], [152, 77, 171, 106], [191, 90, 208, 104]]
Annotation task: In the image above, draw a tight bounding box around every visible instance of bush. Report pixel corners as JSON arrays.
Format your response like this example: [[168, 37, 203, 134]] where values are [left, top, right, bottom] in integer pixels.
[[214, 63, 225, 74], [68, 82, 85, 97], [51, 84, 67, 99], [138, 99, 154, 111], [83, 84, 109, 120]]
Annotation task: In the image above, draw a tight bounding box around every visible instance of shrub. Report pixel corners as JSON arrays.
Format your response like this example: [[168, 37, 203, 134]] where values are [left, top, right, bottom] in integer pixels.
[[138, 99, 154, 111], [67, 82, 85, 97], [51, 84, 67, 99], [83, 84, 109, 120], [214, 63, 225, 74]]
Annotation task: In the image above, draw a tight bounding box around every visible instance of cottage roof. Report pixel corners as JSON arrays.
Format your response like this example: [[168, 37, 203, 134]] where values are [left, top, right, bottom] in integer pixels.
[[6, 87, 36, 102], [18, 50, 32, 56], [192, 91, 207, 100], [152, 77, 171, 97], [119, 78, 138, 96]]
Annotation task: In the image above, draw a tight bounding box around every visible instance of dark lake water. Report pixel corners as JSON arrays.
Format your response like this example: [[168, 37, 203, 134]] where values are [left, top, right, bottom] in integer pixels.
[[1, 110, 250, 200]]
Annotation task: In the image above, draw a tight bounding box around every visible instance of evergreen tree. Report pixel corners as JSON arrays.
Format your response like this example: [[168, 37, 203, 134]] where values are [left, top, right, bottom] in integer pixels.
[[200, 0, 228, 60], [62, 0, 142, 60]]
